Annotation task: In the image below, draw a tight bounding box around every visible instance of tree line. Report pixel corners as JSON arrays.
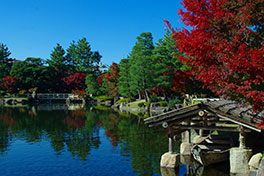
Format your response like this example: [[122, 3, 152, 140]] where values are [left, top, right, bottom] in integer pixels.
[[0, 32, 211, 101], [0, 38, 101, 94]]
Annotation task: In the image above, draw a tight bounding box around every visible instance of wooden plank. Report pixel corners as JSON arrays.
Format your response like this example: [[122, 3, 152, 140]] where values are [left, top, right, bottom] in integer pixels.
[[205, 106, 261, 132], [144, 104, 201, 125], [148, 109, 200, 127], [172, 124, 239, 132]]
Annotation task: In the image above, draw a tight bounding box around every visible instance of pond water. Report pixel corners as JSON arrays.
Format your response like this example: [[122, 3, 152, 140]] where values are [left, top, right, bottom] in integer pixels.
[[0, 104, 229, 176]]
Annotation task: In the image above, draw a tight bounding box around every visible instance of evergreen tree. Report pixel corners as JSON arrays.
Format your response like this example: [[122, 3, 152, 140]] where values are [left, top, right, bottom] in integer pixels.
[[66, 38, 102, 73], [85, 73, 100, 96], [47, 44, 69, 92], [118, 58, 131, 97], [152, 31, 181, 97], [47, 43, 67, 72], [129, 32, 154, 100], [0, 43, 11, 86]]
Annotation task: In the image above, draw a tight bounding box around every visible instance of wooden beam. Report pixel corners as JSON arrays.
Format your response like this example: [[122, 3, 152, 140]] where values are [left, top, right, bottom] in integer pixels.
[[205, 107, 261, 132], [172, 124, 240, 132], [144, 104, 201, 125], [148, 110, 200, 127]]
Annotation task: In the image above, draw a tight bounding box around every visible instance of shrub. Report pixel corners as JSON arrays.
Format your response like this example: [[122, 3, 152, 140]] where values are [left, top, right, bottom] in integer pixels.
[[159, 101, 168, 107], [118, 98, 132, 104], [168, 99, 183, 108], [138, 102, 145, 107], [95, 96, 113, 101], [150, 96, 159, 102]]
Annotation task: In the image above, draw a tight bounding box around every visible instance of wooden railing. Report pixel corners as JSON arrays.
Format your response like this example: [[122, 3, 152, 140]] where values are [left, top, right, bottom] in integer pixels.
[[37, 93, 76, 100]]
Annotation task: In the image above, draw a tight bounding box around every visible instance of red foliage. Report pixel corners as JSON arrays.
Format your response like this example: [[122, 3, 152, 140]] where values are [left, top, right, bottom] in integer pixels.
[[1, 76, 18, 93], [104, 62, 120, 96], [96, 74, 104, 87], [62, 73, 86, 92], [71, 89, 87, 97], [166, 0, 264, 111], [171, 70, 193, 93]]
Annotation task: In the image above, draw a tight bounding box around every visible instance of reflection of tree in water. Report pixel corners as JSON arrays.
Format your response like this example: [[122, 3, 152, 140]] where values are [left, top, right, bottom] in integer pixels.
[[0, 106, 169, 175], [99, 111, 169, 176], [0, 107, 102, 161], [63, 110, 101, 161], [0, 108, 16, 154]]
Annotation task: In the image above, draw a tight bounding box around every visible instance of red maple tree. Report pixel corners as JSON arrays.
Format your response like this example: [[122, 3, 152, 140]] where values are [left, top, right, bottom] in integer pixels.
[[166, 0, 264, 111], [104, 63, 120, 97], [62, 73, 86, 92], [1, 76, 18, 93]]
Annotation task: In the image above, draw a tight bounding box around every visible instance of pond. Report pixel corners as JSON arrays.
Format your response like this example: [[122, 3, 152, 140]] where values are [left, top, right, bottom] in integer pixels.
[[0, 104, 229, 176]]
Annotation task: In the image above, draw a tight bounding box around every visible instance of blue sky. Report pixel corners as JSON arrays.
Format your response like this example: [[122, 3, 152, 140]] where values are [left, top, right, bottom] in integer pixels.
[[0, 0, 184, 65]]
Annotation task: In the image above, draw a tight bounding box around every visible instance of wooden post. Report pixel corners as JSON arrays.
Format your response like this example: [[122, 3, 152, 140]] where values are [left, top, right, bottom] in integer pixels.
[[168, 127, 174, 154], [239, 126, 246, 149]]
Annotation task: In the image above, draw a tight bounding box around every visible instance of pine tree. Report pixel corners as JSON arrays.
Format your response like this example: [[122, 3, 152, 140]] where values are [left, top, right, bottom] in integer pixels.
[[129, 32, 154, 100], [66, 38, 101, 73], [0, 43, 11, 85], [118, 58, 131, 97], [152, 31, 181, 98], [85, 73, 100, 96]]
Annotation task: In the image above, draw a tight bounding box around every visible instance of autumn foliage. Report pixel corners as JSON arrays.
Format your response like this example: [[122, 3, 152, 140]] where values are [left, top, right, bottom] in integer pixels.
[[104, 63, 120, 97], [166, 0, 264, 110], [62, 73, 86, 92], [1, 76, 18, 93]]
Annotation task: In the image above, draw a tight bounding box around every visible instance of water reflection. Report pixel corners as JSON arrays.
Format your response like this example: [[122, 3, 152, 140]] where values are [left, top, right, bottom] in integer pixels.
[[0, 105, 229, 176], [0, 105, 168, 176]]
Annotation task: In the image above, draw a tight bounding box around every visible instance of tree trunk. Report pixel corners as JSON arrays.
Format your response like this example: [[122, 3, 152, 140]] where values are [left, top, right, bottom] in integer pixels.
[[138, 90, 141, 100], [144, 89, 150, 102]]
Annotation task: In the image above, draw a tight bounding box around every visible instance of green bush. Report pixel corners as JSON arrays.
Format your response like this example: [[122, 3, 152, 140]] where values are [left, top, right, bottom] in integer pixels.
[[138, 102, 145, 107], [159, 101, 168, 107], [150, 96, 159, 102], [95, 96, 113, 101], [118, 98, 131, 104], [168, 99, 183, 108]]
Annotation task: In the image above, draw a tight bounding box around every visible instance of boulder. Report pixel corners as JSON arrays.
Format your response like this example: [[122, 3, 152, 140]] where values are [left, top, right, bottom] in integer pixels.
[[180, 142, 192, 155], [257, 158, 264, 176], [160, 152, 180, 168], [249, 153, 262, 171]]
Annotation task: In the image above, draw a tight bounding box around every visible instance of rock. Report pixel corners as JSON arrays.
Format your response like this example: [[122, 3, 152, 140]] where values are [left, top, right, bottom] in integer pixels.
[[230, 147, 252, 175], [249, 153, 262, 171], [180, 154, 192, 165], [160, 152, 180, 168], [160, 167, 178, 176], [249, 171, 257, 176], [257, 158, 264, 176], [180, 142, 192, 155]]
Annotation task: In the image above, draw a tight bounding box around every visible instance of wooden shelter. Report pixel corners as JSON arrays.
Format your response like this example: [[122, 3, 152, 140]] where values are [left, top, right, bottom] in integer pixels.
[[144, 100, 263, 152]]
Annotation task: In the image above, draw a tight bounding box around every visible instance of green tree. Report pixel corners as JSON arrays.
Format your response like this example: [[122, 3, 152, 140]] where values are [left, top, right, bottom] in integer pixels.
[[47, 43, 67, 72], [152, 31, 181, 98], [10, 57, 51, 92], [0, 43, 11, 87], [85, 73, 100, 96], [66, 38, 102, 73], [129, 32, 154, 101], [47, 44, 69, 92], [118, 58, 131, 97]]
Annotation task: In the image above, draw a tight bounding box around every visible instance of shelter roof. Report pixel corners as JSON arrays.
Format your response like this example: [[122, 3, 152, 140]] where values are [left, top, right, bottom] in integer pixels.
[[144, 100, 263, 132]]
